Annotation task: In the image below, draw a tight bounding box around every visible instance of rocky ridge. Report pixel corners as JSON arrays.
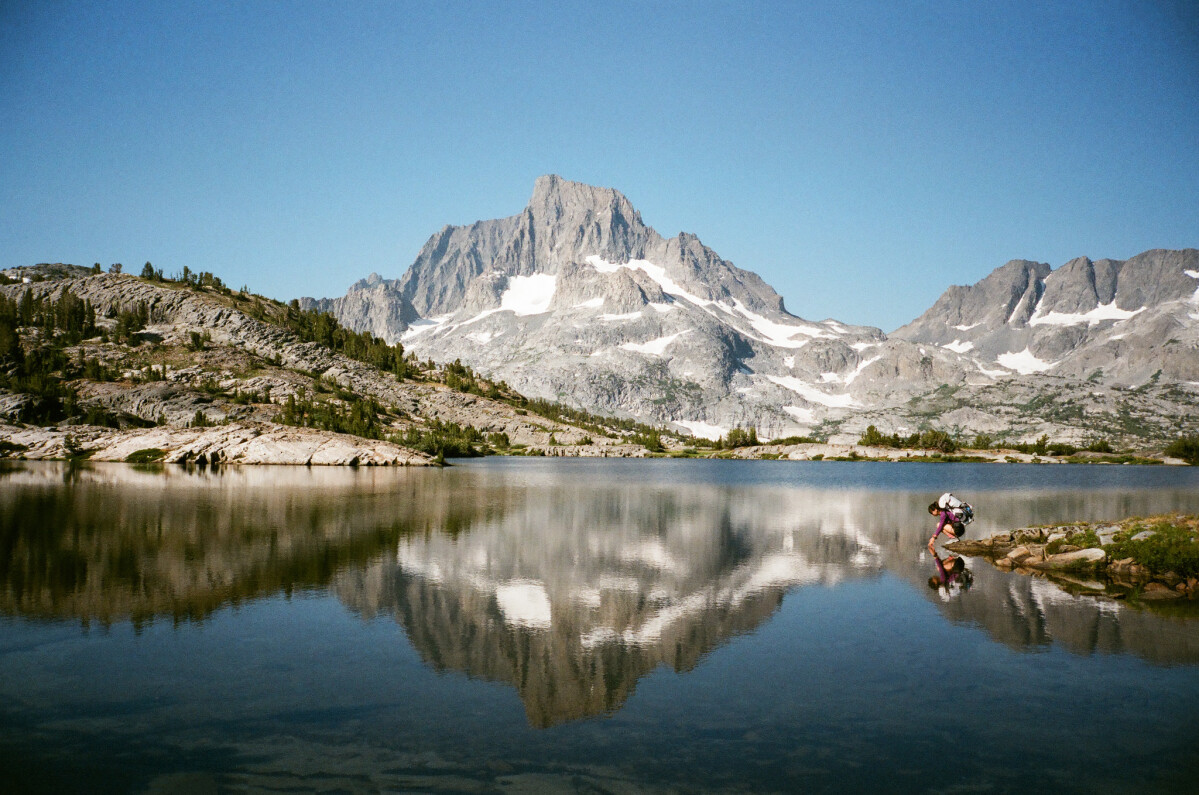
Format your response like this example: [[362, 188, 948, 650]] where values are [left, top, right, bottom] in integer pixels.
[[0, 270, 649, 464], [308, 177, 1199, 445], [894, 248, 1199, 386]]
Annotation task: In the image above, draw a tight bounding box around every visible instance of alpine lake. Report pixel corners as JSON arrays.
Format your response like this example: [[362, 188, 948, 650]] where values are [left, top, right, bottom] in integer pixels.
[[2, 458, 1198, 794]]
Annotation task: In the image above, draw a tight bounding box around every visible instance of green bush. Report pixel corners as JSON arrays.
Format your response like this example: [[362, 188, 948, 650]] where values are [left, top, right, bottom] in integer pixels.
[[1165, 436, 1199, 465], [770, 435, 819, 445], [125, 448, 166, 463], [1106, 520, 1199, 578]]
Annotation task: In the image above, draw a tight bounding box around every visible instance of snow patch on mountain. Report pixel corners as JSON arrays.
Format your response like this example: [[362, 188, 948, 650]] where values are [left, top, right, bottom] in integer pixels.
[[765, 375, 860, 407], [818, 356, 880, 386], [585, 255, 832, 349], [621, 330, 690, 356], [500, 274, 557, 315], [997, 348, 1057, 374], [1028, 301, 1144, 327], [673, 420, 727, 440], [467, 330, 498, 345], [729, 299, 835, 348], [401, 314, 452, 341], [586, 256, 693, 299], [783, 406, 816, 423]]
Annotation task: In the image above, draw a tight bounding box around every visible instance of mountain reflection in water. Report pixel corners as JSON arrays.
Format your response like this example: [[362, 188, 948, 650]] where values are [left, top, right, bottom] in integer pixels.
[[2, 460, 1198, 728], [335, 482, 882, 726]]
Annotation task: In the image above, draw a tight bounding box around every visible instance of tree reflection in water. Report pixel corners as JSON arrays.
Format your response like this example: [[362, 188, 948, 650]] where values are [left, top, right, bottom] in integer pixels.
[[2, 460, 1198, 728]]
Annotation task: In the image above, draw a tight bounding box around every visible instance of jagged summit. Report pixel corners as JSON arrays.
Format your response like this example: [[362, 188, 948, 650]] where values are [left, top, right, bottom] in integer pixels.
[[312, 175, 792, 323], [304, 178, 1198, 443], [893, 248, 1199, 384]]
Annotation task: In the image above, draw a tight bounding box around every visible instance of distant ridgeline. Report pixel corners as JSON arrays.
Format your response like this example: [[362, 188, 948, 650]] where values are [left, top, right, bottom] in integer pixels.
[[301, 176, 1199, 448], [3, 205, 1199, 459]]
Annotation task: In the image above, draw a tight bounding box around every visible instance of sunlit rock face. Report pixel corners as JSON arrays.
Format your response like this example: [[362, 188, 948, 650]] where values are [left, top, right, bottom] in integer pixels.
[[893, 248, 1199, 386], [307, 176, 962, 441], [308, 177, 1199, 444], [333, 483, 885, 727]]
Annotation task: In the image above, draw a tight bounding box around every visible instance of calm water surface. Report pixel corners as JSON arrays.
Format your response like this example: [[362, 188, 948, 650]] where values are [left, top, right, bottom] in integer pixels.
[[2, 459, 1199, 793]]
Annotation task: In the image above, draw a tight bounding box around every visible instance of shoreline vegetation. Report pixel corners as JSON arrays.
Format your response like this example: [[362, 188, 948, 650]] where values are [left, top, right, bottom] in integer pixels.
[[2, 263, 1197, 467], [946, 514, 1199, 605]]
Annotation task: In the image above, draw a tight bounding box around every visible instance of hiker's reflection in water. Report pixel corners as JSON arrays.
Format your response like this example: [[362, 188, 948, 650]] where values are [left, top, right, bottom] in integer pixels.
[[928, 551, 973, 600]]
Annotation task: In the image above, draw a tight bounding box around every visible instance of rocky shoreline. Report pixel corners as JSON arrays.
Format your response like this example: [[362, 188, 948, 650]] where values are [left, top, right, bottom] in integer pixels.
[[0, 421, 434, 466], [701, 442, 1186, 464], [946, 516, 1199, 602]]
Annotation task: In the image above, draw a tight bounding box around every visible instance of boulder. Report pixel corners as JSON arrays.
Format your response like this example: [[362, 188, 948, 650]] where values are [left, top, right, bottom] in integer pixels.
[[944, 539, 994, 555], [1005, 546, 1033, 563], [1030, 548, 1106, 571]]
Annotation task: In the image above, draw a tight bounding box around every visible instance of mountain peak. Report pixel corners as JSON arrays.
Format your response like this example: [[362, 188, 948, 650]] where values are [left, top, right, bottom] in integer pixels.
[[527, 175, 643, 232], [519, 176, 652, 268]]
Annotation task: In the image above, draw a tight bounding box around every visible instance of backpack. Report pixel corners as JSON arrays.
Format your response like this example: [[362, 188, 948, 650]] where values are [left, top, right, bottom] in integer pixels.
[[940, 493, 974, 529]]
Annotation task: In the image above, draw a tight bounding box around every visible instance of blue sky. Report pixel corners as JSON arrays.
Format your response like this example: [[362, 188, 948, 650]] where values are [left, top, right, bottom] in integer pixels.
[[2, 1, 1196, 331]]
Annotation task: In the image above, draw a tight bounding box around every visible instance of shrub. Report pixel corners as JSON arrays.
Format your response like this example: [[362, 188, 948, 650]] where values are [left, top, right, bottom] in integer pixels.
[[187, 331, 211, 352], [1106, 519, 1199, 578], [770, 435, 819, 445], [0, 440, 29, 456], [125, 448, 166, 463], [1165, 436, 1199, 465]]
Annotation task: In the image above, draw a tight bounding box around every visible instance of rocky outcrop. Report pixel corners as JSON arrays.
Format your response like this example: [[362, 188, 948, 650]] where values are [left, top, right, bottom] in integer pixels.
[[0, 421, 432, 466], [0, 272, 624, 456], [947, 517, 1199, 602]]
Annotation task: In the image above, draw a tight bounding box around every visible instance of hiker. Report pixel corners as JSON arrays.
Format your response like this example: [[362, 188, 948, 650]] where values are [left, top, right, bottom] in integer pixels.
[[927, 492, 973, 551]]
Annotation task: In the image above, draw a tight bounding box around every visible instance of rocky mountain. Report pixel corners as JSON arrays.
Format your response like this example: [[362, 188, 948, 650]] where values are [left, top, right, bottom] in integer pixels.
[[308, 177, 1199, 445], [892, 249, 1199, 386]]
